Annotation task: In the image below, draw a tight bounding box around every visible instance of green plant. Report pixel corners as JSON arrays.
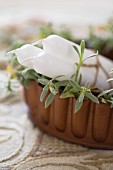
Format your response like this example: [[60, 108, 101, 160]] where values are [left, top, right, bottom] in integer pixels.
[[7, 39, 101, 113]]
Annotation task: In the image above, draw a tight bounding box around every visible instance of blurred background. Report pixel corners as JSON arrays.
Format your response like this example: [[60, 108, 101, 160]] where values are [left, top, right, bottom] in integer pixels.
[[0, 0, 113, 59], [0, 0, 113, 25]]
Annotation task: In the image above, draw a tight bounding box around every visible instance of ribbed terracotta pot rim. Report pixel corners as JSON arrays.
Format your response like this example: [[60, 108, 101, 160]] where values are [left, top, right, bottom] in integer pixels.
[[24, 80, 113, 149]]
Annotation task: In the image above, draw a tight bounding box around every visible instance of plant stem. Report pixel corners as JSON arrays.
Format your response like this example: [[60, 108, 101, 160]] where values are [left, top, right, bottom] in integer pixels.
[[75, 58, 82, 82]]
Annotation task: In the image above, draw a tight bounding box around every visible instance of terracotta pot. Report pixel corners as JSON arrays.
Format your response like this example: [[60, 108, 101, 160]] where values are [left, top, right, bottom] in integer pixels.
[[24, 81, 113, 149], [102, 49, 113, 60]]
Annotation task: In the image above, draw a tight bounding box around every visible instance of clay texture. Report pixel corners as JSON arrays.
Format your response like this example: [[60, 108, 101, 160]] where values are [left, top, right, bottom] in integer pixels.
[[24, 81, 113, 149]]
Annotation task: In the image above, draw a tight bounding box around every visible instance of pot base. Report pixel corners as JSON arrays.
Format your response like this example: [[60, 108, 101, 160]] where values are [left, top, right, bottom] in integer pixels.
[[24, 81, 113, 149]]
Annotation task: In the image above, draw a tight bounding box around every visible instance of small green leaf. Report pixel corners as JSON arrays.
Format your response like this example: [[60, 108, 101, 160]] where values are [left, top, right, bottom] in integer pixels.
[[79, 93, 84, 102], [21, 68, 32, 78], [38, 78, 49, 85], [60, 91, 75, 98], [23, 79, 30, 88], [45, 93, 55, 108], [75, 98, 83, 113], [52, 75, 64, 81], [85, 81, 90, 88], [49, 86, 58, 95], [40, 86, 49, 102], [80, 40, 85, 58], [73, 45, 80, 57], [70, 80, 81, 91], [31, 70, 41, 78], [70, 74, 76, 79], [86, 92, 99, 103], [78, 73, 82, 85], [106, 99, 113, 105], [98, 89, 113, 97], [63, 84, 71, 93], [82, 51, 98, 62], [55, 80, 69, 88], [21, 68, 39, 80]]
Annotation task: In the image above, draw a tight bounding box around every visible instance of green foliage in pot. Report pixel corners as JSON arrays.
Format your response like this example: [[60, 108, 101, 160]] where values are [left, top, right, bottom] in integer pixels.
[[7, 35, 113, 113]]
